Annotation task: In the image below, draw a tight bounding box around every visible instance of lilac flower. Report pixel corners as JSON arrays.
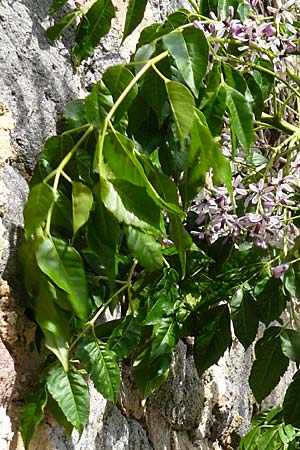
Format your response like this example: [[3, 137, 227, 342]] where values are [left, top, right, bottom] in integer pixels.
[[272, 263, 290, 278]]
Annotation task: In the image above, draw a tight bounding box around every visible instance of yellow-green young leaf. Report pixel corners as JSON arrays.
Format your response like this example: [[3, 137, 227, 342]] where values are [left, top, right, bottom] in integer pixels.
[[72, 181, 93, 237], [225, 84, 253, 152], [125, 225, 163, 272], [76, 337, 120, 403], [46, 362, 90, 434], [249, 327, 289, 403], [163, 28, 209, 97], [47, 10, 81, 43], [35, 282, 70, 371], [123, 0, 148, 40], [36, 237, 91, 321], [23, 182, 56, 238], [166, 80, 195, 147], [73, 0, 115, 63], [21, 384, 47, 450]]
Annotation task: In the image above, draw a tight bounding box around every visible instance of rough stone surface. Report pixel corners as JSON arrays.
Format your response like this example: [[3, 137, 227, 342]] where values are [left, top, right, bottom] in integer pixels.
[[0, 1, 295, 450]]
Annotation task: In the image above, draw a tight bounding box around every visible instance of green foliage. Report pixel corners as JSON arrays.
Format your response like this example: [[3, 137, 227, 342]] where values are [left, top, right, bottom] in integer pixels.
[[20, 0, 300, 446]]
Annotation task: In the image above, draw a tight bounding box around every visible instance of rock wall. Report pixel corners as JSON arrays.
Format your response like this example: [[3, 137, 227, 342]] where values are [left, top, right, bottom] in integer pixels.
[[0, 1, 294, 449]]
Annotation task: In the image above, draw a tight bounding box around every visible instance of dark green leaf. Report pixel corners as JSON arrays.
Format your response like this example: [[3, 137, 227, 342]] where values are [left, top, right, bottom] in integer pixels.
[[108, 315, 141, 360], [73, 0, 115, 63], [125, 226, 163, 271], [222, 63, 247, 93], [84, 81, 113, 131], [21, 383, 47, 450], [231, 288, 259, 349], [283, 374, 300, 428], [225, 85, 253, 152], [280, 329, 300, 362], [203, 85, 227, 137], [144, 268, 179, 325], [199, 61, 222, 108], [63, 100, 87, 130], [194, 305, 231, 377], [47, 10, 81, 43], [123, 0, 148, 40], [46, 362, 90, 434], [244, 73, 264, 119], [163, 28, 208, 97], [141, 67, 168, 127], [169, 214, 192, 278], [49, 0, 68, 14], [23, 183, 56, 238], [102, 65, 138, 121], [72, 181, 93, 237], [256, 278, 286, 326], [76, 336, 120, 402], [283, 264, 300, 298], [35, 282, 70, 371], [36, 237, 91, 320], [249, 327, 289, 403], [94, 318, 123, 340], [166, 80, 195, 146], [239, 427, 262, 450], [101, 178, 163, 233], [47, 395, 73, 437]]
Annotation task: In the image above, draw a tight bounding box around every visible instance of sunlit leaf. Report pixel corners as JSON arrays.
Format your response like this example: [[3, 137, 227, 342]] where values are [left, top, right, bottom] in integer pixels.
[[23, 183, 56, 238], [280, 329, 300, 362], [125, 225, 163, 271], [47, 10, 81, 43], [123, 0, 148, 40], [72, 181, 93, 237]]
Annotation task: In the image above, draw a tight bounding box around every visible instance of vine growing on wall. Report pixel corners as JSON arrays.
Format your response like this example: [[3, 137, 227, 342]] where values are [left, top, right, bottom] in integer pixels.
[[19, 0, 300, 448]]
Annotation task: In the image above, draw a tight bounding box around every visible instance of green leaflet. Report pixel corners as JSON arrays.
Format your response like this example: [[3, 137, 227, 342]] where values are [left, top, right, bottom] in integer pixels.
[[123, 0, 148, 40], [225, 84, 253, 152], [125, 225, 163, 272], [49, 0, 68, 14], [249, 327, 289, 403], [35, 282, 70, 371], [102, 65, 138, 121], [194, 305, 232, 378], [47, 395, 73, 437], [244, 73, 264, 119], [222, 63, 247, 94], [280, 329, 300, 363], [283, 373, 300, 428], [47, 10, 82, 43], [166, 80, 195, 147], [144, 268, 179, 325], [169, 214, 192, 278], [23, 182, 56, 238], [73, 0, 116, 63], [46, 362, 90, 434], [108, 314, 141, 360], [21, 383, 48, 450], [141, 67, 168, 127], [84, 81, 114, 131], [35, 237, 91, 321], [63, 99, 87, 130], [255, 278, 286, 326], [217, 0, 238, 17], [230, 288, 259, 350], [72, 181, 93, 238], [163, 28, 209, 97], [181, 109, 232, 208], [76, 336, 120, 403]]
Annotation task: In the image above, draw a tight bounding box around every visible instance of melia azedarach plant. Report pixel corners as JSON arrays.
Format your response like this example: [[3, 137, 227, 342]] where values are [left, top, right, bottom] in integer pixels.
[[19, 0, 300, 447]]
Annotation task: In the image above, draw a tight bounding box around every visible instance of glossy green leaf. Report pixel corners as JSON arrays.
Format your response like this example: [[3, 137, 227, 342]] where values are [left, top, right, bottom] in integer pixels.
[[181, 109, 232, 208], [125, 225, 163, 271], [123, 0, 148, 40], [63, 99, 87, 130], [23, 183, 56, 238], [244, 73, 264, 119], [36, 237, 91, 320], [163, 28, 208, 97], [237, 2, 250, 21], [84, 81, 113, 131], [231, 288, 259, 349], [222, 63, 247, 93], [249, 327, 289, 403], [283, 374, 300, 428], [280, 329, 300, 363], [47, 395, 73, 437], [166, 80, 195, 146], [76, 336, 120, 402], [73, 0, 115, 63], [225, 84, 253, 152], [108, 315, 141, 360], [49, 0, 68, 14], [203, 85, 227, 137], [256, 278, 286, 326], [194, 305, 231, 378], [102, 65, 138, 121], [199, 61, 222, 108], [47, 10, 81, 43], [72, 181, 93, 237], [35, 282, 70, 371], [101, 178, 163, 233], [169, 214, 192, 278], [239, 427, 262, 450], [21, 383, 47, 450], [283, 264, 300, 299], [144, 268, 179, 325], [46, 362, 90, 434], [141, 67, 168, 126]]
